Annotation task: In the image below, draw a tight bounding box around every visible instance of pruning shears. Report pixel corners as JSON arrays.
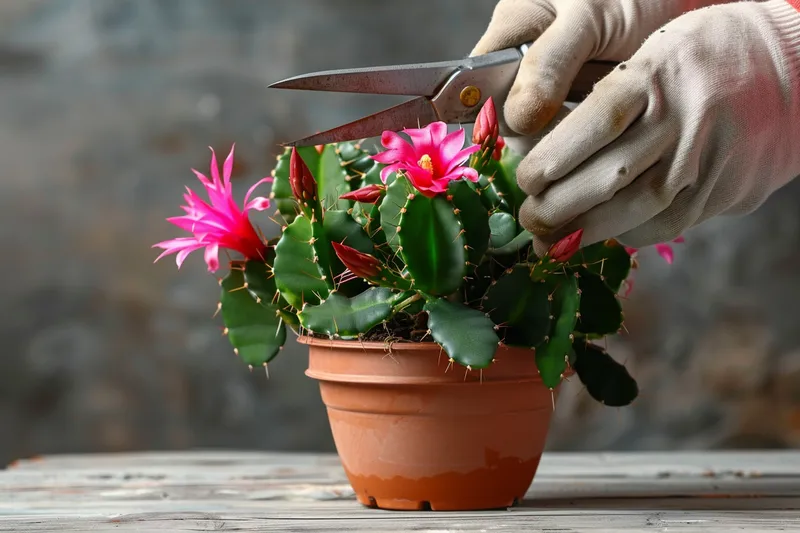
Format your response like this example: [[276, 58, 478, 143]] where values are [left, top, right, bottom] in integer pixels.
[[268, 43, 618, 147]]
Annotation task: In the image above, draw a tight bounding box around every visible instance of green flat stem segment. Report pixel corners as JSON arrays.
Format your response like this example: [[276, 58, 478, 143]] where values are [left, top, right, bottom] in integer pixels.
[[447, 179, 490, 265], [322, 210, 374, 256], [398, 192, 467, 296], [316, 144, 351, 212], [424, 297, 499, 369], [572, 340, 638, 406], [575, 270, 623, 336], [273, 215, 333, 309], [535, 273, 580, 389], [220, 268, 287, 367], [378, 174, 414, 253], [239, 258, 297, 325], [483, 265, 551, 347], [568, 239, 632, 293], [298, 288, 408, 339], [488, 211, 516, 249]]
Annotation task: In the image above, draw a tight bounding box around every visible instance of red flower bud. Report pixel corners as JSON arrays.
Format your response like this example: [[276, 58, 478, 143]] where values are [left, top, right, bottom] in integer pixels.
[[472, 96, 499, 147], [492, 135, 506, 160], [547, 229, 583, 262], [339, 184, 386, 204], [332, 241, 381, 279], [290, 147, 317, 203]]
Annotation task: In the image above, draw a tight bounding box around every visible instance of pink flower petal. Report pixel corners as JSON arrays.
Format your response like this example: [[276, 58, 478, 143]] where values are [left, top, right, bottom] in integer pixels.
[[204, 243, 220, 272], [244, 197, 271, 211], [444, 144, 481, 174], [438, 128, 467, 163], [375, 131, 415, 163], [379, 163, 403, 183], [222, 144, 235, 187], [208, 147, 221, 186], [655, 244, 674, 264], [244, 176, 274, 207], [404, 122, 447, 152]]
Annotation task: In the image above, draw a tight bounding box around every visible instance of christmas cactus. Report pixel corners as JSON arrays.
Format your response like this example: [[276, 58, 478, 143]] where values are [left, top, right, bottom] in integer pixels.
[[154, 97, 680, 408]]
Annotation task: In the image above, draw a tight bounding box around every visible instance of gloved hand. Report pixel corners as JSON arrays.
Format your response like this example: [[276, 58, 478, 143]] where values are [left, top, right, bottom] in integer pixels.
[[478, 0, 800, 253], [471, 0, 735, 138], [507, 0, 800, 254]]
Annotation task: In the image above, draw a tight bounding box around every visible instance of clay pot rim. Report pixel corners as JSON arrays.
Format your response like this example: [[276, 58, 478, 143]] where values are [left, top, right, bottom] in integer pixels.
[[298, 334, 447, 352]]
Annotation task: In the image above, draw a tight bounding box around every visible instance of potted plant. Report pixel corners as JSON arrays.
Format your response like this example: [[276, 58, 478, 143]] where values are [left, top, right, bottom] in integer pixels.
[[153, 98, 677, 511]]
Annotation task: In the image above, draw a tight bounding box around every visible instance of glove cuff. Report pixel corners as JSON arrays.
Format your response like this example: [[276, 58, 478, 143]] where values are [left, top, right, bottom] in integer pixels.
[[765, 0, 800, 69]]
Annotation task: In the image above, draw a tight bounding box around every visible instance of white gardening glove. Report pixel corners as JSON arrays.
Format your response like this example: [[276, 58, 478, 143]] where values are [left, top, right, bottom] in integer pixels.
[[512, 0, 800, 254], [471, 0, 735, 143]]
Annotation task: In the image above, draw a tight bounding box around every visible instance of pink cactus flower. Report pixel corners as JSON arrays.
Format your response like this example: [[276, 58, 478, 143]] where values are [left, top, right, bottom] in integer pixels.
[[625, 236, 684, 265], [621, 236, 684, 297], [153, 145, 272, 273], [371, 121, 480, 197]]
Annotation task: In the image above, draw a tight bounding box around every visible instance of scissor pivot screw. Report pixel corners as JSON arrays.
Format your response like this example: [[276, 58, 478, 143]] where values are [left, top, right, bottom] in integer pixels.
[[459, 86, 481, 107]]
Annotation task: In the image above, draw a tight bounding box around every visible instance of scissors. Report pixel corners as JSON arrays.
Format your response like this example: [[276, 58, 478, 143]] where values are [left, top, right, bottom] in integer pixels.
[[268, 43, 618, 147]]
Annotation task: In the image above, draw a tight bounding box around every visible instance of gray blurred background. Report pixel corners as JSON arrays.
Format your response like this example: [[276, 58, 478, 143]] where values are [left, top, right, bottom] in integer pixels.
[[2, 0, 800, 467]]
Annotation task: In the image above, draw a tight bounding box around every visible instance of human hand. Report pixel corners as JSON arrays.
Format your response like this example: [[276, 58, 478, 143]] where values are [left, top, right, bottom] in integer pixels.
[[510, 0, 800, 254], [471, 0, 734, 139]]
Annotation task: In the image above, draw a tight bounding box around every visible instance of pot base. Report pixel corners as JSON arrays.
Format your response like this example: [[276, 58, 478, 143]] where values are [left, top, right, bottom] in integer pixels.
[[348, 456, 540, 511]]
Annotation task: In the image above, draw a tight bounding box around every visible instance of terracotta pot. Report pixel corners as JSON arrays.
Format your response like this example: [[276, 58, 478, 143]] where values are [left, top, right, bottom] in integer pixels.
[[301, 336, 565, 511]]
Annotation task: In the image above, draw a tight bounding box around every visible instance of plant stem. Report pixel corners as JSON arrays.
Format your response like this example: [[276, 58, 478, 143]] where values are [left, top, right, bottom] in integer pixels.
[[394, 292, 422, 312]]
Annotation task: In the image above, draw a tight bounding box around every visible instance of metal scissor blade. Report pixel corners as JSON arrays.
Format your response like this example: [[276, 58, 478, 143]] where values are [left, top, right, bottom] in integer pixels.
[[268, 59, 461, 97], [282, 97, 439, 147]]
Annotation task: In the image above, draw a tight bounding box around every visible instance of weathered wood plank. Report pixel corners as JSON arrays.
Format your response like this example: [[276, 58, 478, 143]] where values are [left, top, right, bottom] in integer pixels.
[[1, 451, 799, 531]]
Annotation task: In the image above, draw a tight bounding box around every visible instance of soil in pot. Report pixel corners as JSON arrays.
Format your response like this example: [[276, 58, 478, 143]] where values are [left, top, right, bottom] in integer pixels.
[[301, 335, 564, 511]]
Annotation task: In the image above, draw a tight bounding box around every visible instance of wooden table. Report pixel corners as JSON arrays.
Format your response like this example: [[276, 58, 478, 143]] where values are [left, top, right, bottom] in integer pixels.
[[1, 451, 799, 531]]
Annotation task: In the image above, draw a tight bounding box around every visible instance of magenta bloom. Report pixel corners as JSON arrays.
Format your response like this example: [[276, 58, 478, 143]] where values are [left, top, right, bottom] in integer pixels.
[[153, 145, 272, 272], [371, 122, 480, 197], [625, 236, 684, 265]]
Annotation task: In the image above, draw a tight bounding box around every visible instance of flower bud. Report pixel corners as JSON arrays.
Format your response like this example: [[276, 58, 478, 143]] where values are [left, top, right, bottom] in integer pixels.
[[492, 135, 506, 160], [332, 241, 381, 279], [290, 147, 317, 203], [339, 184, 386, 204], [472, 97, 499, 147], [547, 229, 583, 262]]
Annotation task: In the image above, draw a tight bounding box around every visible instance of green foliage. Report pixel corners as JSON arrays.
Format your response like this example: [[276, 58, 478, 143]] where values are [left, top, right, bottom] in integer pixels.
[[298, 288, 406, 339], [378, 174, 414, 253], [351, 201, 386, 247], [424, 298, 499, 369], [397, 191, 467, 296], [209, 138, 640, 409], [483, 266, 550, 347], [572, 340, 638, 406], [535, 274, 580, 389], [568, 239, 632, 293], [335, 142, 380, 188], [273, 215, 334, 308], [220, 268, 286, 367], [575, 270, 623, 336], [315, 144, 351, 211], [488, 212, 517, 249], [238, 259, 297, 325], [322, 210, 374, 256], [271, 146, 321, 224], [448, 179, 490, 265]]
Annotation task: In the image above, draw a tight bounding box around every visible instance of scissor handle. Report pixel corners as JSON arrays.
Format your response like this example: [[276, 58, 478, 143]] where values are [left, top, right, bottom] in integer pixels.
[[518, 42, 619, 103]]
